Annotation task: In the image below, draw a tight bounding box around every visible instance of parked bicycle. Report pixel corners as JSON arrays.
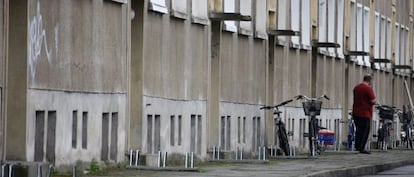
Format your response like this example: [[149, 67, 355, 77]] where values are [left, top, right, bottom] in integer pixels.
[[347, 112, 356, 151], [295, 94, 330, 156], [375, 104, 395, 151], [260, 98, 295, 156], [399, 105, 413, 149]]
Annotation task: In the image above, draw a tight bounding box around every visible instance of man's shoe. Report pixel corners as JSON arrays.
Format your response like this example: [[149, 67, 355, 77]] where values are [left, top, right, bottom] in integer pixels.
[[359, 150, 371, 154]]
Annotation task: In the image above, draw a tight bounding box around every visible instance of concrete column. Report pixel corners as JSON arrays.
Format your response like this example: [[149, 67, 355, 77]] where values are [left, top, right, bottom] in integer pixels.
[[265, 36, 275, 146], [391, 0, 396, 105], [0, 0, 8, 161], [129, 0, 145, 150], [208, 20, 221, 149], [5, 0, 28, 160]]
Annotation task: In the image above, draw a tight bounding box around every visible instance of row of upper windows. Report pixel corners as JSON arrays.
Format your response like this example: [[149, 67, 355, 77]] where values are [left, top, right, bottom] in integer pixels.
[[147, 0, 411, 73]]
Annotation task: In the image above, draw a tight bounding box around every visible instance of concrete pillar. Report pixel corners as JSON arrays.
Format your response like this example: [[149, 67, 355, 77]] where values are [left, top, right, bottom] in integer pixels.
[[129, 0, 145, 150], [265, 36, 275, 146], [208, 20, 221, 149], [1, 0, 8, 162], [5, 0, 28, 160]]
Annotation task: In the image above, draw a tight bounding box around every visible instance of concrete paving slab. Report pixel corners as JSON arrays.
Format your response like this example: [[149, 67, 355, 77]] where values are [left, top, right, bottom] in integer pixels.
[[87, 150, 414, 177]]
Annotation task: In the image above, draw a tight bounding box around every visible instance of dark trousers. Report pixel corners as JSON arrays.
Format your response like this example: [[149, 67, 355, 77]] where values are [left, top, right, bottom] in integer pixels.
[[354, 116, 371, 151]]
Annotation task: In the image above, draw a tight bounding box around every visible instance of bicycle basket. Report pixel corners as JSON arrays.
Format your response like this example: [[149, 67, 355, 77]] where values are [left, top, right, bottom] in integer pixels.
[[378, 105, 394, 120], [302, 100, 323, 116]]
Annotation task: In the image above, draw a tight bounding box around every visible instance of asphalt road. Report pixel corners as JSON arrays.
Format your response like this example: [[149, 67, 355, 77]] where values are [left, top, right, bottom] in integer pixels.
[[360, 165, 414, 177]]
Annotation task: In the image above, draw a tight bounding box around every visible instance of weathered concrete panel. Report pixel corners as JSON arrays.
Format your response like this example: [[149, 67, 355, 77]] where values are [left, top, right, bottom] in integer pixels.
[[28, 0, 127, 92], [143, 14, 208, 101], [220, 34, 266, 104], [27, 89, 126, 166], [142, 96, 207, 157]]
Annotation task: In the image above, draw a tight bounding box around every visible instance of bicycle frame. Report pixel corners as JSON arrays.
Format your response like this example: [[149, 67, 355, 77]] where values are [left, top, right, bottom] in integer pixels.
[[260, 99, 295, 156], [399, 107, 413, 149], [296, 94, 329, 157], [375, 104, 395, 151], [347, 113, 356, 151]]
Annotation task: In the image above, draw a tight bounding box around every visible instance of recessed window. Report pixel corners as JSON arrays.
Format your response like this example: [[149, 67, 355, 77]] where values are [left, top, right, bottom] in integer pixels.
[[72, 111, 78, 149], [82, 112, 88, 149]]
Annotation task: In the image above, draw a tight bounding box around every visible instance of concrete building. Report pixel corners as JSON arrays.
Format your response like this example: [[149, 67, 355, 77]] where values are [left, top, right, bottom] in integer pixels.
[[0, 0, 413, 168]]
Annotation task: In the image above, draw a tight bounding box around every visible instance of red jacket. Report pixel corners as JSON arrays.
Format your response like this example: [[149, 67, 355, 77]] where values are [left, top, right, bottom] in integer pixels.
[[352, 83, 376, 119]]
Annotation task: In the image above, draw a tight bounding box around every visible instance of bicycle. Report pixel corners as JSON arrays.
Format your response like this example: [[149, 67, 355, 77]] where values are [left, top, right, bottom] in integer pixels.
[[399, 105, 413, 149], [260, 98, 295, 156], [375, 104, 395, 151], [295, 94, 330, 157], [347, 112, 356, 151]]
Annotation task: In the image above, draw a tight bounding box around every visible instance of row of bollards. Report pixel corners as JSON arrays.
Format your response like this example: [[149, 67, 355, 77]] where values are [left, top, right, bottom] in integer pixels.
[[212, 146, 220, 160], [257, 146, 266, 160], [128, 149, 140, 166], [1, 163, 53, 177], [128, 149, 195, 169], [235, 147, 243, 160], [1, 163, 12, 177], [184, 152, 195, 168]]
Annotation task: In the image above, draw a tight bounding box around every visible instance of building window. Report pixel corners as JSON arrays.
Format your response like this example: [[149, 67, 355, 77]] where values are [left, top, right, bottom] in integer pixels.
[[72, 110, 78, 149], [172, 0, 187, 19], [290, 0, 300, 47], [191, 0, 208, 24], [35, 111, 45, 162], [146, 114, 161, 154], [82, 112, 88, 149], [253, 116, 261, 151], [336, 0, 344, 58], [170, 115, 175, 146], [178, 115, 182, 145], [301, 0, 311, 49], [243, 117, 246, 143], [223, 0, 237, 32], [318, 0, 327, 54], [101, 113, 110, 161], [239, 0, 252, 35], [110, 112, 118, 161], [350, 3, 370, 66], [149, 0, 168, 14], [255, 0, 267, 38], [220, 116, 231, 150], [46, 111, 56, 163], [277, 0, 287, 43]]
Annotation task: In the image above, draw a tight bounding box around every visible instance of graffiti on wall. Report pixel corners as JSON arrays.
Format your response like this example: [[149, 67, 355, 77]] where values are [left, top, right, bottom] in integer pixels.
[[29, 1, 59, 81]]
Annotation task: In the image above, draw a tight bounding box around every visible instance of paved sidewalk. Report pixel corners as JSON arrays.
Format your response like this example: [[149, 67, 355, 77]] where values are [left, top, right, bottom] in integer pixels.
[[90, 150, 414, 177]]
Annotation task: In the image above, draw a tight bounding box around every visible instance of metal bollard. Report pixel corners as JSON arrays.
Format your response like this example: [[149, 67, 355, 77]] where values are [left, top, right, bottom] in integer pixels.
[[217, 146, 220, 160], [212, 146, 216, 160], [2, 164, 7, 177], [263, 146, 266, 160], [47, 164, 54, 177], [240, 147, 243, 160], [72, 165, 76, 177], [190, 152, 194, 168], [9, 164, 13, 177], [185, 153, 188, 168], [135, 150, 140, 166], [129, 149, 133, 166], [163, 152, 167, 168], [157, 151, 161, 168], [37, 164, 42, 177]]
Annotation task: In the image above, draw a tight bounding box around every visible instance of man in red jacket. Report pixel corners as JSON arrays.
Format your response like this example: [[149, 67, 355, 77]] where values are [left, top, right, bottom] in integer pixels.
[[353, 74, 376, 154]]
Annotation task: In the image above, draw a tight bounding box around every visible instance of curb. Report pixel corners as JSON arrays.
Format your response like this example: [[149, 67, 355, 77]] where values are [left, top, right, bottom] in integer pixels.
[[303, 159, 414, 177]]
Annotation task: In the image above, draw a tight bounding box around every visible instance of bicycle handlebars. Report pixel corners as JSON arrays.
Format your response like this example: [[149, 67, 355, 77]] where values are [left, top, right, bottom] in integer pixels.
[[295, 94, 330, 101], [260, 99, 294, 110]]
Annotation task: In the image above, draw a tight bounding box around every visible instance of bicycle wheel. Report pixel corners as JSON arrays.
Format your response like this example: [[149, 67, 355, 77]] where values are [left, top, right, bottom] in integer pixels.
[[308, 118, 318, 156], [278, 123, 290, 156], [407, 127, 413, 149]]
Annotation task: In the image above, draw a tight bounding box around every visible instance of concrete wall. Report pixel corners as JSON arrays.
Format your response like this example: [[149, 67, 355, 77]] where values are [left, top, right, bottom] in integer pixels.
[[27, 0, 127, 92], [23, 0, 128, 164], [27, 90, 126, 166], [0, 0, 4, 161]]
